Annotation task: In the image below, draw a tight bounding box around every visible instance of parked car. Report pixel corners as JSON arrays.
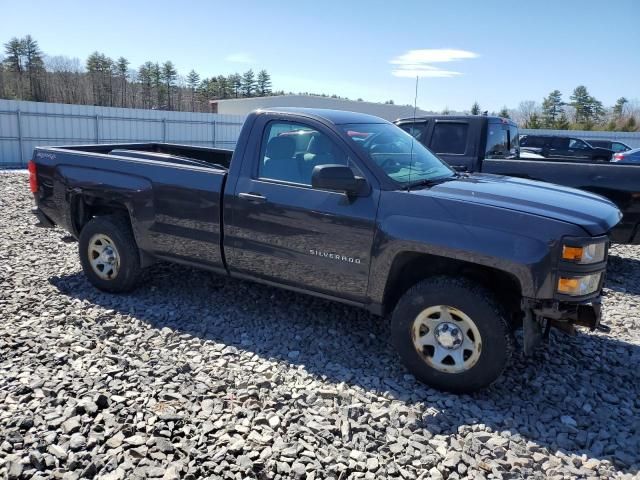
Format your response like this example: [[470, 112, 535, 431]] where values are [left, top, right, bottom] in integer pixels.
[[612, 147, 640, 164], [519, 134, 613, 161], [585, 139, 632, 152], [395, 115, 640, 244], [30, 107, 621, 393]]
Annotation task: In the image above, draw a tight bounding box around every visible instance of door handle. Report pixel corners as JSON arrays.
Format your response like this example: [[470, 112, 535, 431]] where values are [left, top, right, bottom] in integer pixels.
[[238, 192, 267, 203]]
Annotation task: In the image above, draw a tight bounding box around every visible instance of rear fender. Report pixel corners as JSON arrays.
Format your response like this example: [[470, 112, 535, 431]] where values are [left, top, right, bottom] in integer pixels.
[[55, 165, 154, 250]]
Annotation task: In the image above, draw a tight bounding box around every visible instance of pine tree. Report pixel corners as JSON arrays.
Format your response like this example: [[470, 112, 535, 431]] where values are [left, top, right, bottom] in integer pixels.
[[256, 69, 272, 96], [569, 85, 603, 126], [526, 113, 542, 129], [569, 86, 590, 124], [138, 62, 153, 108], [23, 35, 44, 100], [186, 70, 200, 110], [498, 106, 510, 119], [541, 90, 564, 128], [116, 57, 129, 107], [216, 75, 230, 99], [86, 52, 113, 105], [3, 37, 25, 98], [229, 73, 242, 98], [613, 97, 628, 119], [241, 69, 256, 97], [162, 61, 177, 110], [150, 62, 164, 108], [3, 38, 24, 73], [470, 101, 481, 115]]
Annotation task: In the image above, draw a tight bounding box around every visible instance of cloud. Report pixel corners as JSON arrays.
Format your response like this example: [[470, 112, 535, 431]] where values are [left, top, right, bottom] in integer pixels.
[[224, 53, 255, 64], [390, 49, 478, 78]]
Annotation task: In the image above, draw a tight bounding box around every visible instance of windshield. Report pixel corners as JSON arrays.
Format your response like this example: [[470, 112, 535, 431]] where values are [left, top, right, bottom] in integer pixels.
[[340, 123, 454, 186]]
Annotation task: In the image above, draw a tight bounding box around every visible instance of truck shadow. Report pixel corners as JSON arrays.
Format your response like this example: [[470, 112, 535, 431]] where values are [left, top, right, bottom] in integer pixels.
[[49, 263, 640, 473], [606, 254, 640, 296]]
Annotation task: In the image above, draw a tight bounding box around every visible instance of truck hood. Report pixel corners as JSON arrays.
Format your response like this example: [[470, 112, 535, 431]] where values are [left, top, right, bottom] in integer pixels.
[[416, 173, 622, 236]]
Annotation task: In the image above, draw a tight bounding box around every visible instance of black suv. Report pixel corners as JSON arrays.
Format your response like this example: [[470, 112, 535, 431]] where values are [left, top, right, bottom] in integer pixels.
[[520, 134, 613, 162], [585, 139, 632, 153]]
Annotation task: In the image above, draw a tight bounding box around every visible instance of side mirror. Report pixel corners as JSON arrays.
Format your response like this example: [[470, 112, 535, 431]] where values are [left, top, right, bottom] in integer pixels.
[[311, 165, 365, 195]]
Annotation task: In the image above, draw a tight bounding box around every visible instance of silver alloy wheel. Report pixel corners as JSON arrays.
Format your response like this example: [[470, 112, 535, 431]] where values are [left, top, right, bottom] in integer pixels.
[[411, 305, 482, 373], [88, 233, 120, 280]]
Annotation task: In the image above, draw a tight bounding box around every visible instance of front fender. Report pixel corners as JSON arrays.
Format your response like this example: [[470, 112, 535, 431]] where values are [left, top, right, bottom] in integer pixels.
[[368, 214, 548, 305]]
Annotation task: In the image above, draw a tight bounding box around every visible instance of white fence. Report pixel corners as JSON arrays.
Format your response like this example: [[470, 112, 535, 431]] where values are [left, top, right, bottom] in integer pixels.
[[0, 100, 246, 168], [521, 128, 640, 149], [2, 100, 640, 168]]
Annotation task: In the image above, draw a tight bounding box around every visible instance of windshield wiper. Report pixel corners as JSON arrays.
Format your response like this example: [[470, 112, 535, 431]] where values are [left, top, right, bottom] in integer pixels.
[[402, 174, 457, 191]]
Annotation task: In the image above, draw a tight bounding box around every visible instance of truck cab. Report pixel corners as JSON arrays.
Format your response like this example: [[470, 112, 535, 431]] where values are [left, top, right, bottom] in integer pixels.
[[396, 115, 520, 172]]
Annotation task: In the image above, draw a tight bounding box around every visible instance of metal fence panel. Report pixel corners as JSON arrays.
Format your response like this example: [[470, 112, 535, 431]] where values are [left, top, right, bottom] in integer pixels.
[[0, 99, 246, 168]]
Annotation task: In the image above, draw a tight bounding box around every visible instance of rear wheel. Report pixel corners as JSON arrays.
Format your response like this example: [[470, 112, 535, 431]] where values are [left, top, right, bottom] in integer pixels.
[[391, 276, 514, 393], [78, 215, 142, 292]]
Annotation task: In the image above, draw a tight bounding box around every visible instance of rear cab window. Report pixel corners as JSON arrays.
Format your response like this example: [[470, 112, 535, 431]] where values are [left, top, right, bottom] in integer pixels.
[[430, 122, 468, 154], [520, 136, 546, 148], [398, 122, 426, 141], [485, 121, 520, 159]]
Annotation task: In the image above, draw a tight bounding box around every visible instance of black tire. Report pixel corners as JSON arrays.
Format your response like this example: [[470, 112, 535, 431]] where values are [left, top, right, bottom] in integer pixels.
[[391, 276, 514, 393], [78, 215, 142, 293]]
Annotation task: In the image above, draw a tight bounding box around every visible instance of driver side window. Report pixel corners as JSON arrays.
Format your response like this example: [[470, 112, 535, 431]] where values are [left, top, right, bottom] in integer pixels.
[[258, 122, 349, 185], [569, 139, 588, 149]]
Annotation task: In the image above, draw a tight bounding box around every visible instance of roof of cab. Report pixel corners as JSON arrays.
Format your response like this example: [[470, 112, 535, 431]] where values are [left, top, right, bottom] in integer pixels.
[[254, 107, 390, 125]]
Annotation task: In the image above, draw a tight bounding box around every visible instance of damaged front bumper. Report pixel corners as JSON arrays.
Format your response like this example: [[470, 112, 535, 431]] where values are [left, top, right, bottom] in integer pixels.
[[521, 297, 603, 355]]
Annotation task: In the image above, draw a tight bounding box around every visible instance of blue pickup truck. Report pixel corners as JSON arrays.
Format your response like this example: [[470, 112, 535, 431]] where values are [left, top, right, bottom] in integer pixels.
[[29, 107, 621, 392]]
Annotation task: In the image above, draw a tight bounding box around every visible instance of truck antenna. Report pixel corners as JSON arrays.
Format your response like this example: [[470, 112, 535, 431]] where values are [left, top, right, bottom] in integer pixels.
[[407, 75, 419, 191]]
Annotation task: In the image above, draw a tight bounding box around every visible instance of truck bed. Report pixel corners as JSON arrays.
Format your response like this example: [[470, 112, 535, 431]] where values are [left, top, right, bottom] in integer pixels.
[[32, 142, 231, 271], [57, 142, 233, 170]]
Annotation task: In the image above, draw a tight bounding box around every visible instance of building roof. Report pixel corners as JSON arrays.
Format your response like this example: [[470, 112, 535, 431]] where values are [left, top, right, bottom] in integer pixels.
[[209, 94, 400, 107], [258, 107, 389, 125], [209, 94, 433, 122]]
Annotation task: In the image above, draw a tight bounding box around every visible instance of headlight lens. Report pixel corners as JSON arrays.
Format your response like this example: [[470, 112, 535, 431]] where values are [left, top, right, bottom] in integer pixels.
[[557, 273, 601, 296], [562, 243, 606, 264]]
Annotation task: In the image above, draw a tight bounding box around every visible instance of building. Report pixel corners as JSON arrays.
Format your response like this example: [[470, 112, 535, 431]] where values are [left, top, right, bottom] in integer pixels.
[[209, 95, 432, 121]]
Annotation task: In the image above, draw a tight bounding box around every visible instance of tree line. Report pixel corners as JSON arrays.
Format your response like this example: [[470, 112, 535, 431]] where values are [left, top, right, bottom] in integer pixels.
[[466, 86, 638, 132], [0, 35, 279, 112], [2, 34, 638, 132]]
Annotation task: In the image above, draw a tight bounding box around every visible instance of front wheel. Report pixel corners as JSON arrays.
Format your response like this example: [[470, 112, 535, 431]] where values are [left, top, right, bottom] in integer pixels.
[[78, 215, 142, 293], [391, 276, 514, 393]]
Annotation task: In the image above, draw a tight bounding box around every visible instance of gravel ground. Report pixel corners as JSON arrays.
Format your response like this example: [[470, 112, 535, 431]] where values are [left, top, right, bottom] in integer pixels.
[[1, 170, 639, 480]]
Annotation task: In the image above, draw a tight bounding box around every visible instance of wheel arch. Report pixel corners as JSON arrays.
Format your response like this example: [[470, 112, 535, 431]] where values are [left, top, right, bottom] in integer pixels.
[[380, 251, 524, 323], [70, 193, 155, 268]]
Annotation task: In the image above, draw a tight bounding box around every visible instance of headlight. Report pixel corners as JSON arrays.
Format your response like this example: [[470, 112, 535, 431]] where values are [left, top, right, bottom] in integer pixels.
[[557, 273, 602, 296], [562, 243, 606, 264]]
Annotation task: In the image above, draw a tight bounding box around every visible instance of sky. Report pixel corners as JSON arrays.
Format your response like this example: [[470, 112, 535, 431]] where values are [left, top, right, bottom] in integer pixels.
[[2, 0, 639, 111]]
